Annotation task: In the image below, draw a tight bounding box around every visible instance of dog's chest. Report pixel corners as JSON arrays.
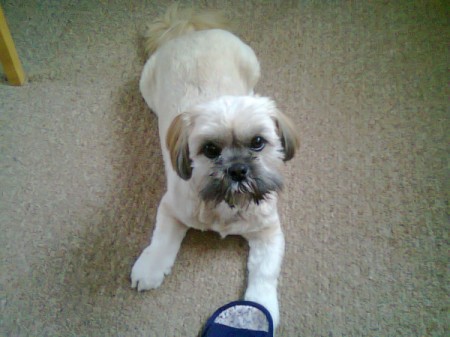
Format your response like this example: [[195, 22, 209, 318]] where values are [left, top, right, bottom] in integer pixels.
[[190, 200, 276, 238]]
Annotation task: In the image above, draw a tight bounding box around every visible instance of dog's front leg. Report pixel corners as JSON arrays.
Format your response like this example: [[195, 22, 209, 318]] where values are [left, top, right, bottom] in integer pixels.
[[131, 194, 188, 291], [244, 226, 285, 328]]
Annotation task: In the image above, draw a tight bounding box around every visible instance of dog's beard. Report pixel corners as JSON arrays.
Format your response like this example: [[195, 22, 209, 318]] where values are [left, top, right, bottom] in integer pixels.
[[199, 157, 283, 208]]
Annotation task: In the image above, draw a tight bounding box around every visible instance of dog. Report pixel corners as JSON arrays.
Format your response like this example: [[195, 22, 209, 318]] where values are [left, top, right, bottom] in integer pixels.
[[131, 5, 299, 327]]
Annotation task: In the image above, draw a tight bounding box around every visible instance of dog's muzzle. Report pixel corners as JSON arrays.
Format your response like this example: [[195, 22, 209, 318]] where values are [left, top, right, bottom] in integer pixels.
[[200, 159, 283, 208], [227, 163, 249, 182]]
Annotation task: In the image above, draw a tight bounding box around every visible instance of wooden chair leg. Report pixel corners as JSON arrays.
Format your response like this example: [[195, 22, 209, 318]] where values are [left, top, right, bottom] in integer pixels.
[[0, 5, 25, 86]]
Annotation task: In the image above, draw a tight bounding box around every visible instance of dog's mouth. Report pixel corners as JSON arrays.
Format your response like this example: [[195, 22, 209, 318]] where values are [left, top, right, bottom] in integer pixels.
[[200, 169, 283, 208]]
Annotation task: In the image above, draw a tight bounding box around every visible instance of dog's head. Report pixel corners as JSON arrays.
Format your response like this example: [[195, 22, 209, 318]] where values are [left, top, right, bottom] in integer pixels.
[[166, 96, 299, 208]]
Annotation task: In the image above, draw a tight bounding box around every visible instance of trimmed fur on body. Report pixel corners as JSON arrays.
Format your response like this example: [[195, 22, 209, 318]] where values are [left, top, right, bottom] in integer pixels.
[[131, 5, 299, 329]]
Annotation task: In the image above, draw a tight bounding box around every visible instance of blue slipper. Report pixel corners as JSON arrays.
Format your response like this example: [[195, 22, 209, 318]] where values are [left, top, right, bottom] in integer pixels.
[[201, 300, 274, 337]]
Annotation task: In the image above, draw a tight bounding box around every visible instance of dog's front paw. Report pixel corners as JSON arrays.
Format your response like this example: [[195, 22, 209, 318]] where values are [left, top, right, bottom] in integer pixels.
[[245, 286, 280, 328], [130, 251, 166, 291]]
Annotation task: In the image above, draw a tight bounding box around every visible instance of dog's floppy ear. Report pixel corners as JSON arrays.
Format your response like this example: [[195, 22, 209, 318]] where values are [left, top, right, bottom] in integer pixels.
[[274, 111, 300, 161], [166, 114, 192, 180]]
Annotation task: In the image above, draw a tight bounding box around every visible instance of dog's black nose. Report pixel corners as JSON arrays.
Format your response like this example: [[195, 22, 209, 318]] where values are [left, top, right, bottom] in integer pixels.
[[228, 163, 249, 182]]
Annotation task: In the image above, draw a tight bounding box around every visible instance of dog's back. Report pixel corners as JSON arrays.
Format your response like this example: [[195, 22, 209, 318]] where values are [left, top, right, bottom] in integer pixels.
[[139, 6, 260, 126]]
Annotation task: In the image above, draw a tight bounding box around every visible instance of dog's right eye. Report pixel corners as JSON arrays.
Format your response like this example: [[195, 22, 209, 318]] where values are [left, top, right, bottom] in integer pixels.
[[202, 142, 222, 159]]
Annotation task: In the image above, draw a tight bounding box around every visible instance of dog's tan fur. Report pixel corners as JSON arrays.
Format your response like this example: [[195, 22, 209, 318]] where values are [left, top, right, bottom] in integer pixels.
[[131, 6, 298, 328]]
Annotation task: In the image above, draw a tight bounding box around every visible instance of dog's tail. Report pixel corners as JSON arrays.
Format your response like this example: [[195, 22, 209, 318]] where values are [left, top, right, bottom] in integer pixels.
[[144, 4, 230, 55]]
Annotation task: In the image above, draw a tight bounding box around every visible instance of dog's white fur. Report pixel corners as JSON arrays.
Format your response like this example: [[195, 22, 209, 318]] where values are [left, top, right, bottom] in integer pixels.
[[131, 6, 298, 327]]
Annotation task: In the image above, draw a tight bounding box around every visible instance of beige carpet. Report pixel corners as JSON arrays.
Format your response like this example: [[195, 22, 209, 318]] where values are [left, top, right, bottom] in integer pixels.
[[1, 1, 448, 336]]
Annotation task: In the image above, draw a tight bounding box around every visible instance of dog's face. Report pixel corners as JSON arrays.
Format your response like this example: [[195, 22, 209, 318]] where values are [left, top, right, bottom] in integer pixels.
[[166, 96, 299, 208]]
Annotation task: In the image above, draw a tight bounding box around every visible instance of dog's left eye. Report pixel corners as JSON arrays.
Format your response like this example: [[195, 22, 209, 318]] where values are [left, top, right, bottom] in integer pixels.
[[250, 136, 266, 151]]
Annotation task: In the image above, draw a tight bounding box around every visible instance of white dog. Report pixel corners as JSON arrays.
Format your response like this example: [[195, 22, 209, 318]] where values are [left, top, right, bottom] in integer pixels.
[[131, 6, 299, 327]]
